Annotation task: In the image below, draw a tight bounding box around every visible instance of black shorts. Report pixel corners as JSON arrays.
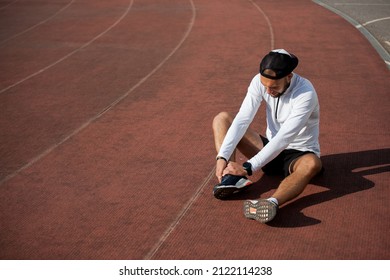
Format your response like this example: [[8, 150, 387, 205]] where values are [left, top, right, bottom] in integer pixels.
[[260, 135, 314, 178]]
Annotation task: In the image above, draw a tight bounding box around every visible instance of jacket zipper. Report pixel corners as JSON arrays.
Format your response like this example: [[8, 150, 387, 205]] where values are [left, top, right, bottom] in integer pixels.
[[275, 96, 280, 120]]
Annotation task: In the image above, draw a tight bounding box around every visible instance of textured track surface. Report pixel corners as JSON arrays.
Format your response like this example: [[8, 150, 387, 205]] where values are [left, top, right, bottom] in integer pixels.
[[0, 0, 389, 260]]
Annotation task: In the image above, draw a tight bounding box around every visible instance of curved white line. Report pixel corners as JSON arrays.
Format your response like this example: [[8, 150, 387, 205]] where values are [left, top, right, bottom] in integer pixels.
[[248, 0, 275, 50], [144, 167, 215, 260], [0, 0, 18, 11], [313, 0, 390, 69], [144, 0, 276, 260], [334, 3, 390, 6], [362, 16, 390, 27], [0, 0, 196, 185], [0, 0, 134, 94], [0, 0, 76, 46]]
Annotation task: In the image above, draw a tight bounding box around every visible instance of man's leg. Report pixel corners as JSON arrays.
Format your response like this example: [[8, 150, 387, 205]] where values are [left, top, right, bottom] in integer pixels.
[[212, 112, 262, 199], [271, 153, 322, 205], [244, 153, 322, 223], [212, 111, 262, 160]]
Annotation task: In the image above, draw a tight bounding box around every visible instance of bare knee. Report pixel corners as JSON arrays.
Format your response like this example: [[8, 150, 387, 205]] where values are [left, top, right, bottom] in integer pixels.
[[293, 154, 322, 177], [212, 112, 232, 129], [308, 157, 322, 176]]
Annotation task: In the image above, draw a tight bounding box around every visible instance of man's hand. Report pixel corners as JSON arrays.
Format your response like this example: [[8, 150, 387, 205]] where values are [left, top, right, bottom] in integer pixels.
[[222, 161, 248, 177], [216, 159, 227, 183]]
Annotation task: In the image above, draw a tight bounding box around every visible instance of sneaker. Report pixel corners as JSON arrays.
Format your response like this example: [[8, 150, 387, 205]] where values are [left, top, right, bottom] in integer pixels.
[[213, 174, 252, 199], [243, 199, 278, 223]]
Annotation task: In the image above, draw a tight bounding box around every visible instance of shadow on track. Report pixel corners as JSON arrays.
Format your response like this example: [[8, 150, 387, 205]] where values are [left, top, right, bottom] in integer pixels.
[[225, 148, 390, 227]]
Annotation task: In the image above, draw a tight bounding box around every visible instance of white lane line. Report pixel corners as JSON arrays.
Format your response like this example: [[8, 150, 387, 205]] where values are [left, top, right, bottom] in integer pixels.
[[313, 0, 390, 69], [360, 16, 390, 27], [144, 0, 276, 260], [144, 167, 215, 260], [0, 0, 77, 46], [139, 0, 198, 259], [248, 0, 275, 50], [0, 0, 134, 95], [334, 3, 390, 5], [0, 0, 195, 186]]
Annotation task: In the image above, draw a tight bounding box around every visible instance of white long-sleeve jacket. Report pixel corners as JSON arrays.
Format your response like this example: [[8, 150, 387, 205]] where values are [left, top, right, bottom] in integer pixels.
[[217, 73, 320, 172]]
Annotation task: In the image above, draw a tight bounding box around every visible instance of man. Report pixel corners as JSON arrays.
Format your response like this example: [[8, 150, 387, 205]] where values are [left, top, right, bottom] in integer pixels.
[[212, 49, 323, 224]]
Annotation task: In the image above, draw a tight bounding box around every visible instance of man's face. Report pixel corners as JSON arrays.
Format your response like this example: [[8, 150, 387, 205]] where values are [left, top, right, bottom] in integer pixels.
[[260, 74, 292, 98]]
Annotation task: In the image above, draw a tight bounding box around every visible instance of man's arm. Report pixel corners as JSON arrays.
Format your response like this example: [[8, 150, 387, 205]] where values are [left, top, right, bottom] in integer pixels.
[[217, 75, 262, 161], [248, 90, 318, 171]]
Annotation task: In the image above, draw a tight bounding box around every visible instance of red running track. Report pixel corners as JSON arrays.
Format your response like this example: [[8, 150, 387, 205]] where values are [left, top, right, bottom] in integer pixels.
[[0, 0, 389, 259]]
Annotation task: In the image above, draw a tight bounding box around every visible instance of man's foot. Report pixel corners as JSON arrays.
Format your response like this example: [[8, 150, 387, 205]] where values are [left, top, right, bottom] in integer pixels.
[[213, 174, 252, 199], [243, 199, 278, 223]]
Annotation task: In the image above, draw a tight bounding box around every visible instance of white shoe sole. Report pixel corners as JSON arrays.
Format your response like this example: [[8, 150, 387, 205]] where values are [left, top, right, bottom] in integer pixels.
[[243, 199, 278, 223]]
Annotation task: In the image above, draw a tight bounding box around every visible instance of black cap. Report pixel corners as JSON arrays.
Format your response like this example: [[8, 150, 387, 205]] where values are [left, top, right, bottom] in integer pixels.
[[260, 49, 299, 80]]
